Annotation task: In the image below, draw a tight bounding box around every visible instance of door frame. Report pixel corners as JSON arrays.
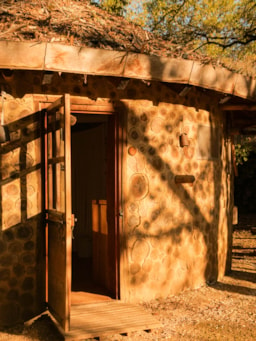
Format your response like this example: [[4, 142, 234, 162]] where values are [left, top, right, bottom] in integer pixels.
[[71, 110, 120, 298]]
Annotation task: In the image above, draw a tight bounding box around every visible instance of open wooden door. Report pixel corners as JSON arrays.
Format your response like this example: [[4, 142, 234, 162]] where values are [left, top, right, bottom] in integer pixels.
[[45, 94, 72, 332]]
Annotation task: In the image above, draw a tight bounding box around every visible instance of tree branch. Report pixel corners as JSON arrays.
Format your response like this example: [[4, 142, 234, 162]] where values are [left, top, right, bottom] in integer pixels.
[[195, 35, 256, 50], [152, 0, 188, 31]]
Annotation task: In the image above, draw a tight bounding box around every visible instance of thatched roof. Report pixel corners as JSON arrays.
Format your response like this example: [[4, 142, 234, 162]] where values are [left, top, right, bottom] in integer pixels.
[[0, 0, 220, 64]]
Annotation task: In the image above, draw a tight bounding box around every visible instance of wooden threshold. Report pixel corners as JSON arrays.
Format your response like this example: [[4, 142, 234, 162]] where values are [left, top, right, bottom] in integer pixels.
[[71, 291, 112, 305], [63, 301, 161, 340]]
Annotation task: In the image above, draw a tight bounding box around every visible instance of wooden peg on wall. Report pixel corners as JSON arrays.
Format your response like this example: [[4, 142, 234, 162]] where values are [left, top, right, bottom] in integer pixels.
[[175, 175, 195, 184]]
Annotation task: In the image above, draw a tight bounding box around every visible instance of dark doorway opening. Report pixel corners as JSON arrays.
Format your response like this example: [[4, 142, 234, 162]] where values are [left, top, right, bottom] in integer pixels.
[[234, 151, 256, 215], [71, 113, 118, 303], [232, 144, 256, 280]]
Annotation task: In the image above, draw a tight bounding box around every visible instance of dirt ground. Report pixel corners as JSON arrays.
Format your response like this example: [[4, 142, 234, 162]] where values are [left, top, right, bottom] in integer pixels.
[[0, 214, 255, 341]]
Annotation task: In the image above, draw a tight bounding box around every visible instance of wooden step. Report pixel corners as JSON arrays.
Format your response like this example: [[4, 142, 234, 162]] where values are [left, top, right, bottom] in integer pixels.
[[64, 301, 161, 340]]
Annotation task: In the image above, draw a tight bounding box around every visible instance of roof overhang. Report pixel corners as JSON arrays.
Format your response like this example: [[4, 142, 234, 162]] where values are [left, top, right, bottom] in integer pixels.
[[0, 41, 256, 102]]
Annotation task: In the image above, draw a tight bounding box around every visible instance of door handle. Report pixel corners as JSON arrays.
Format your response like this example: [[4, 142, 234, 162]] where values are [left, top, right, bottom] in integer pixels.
[[71, 214, 77, 239], [71, 214, 77, 227]]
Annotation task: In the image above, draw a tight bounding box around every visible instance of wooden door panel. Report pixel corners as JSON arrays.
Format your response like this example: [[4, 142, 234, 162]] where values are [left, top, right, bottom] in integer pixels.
[[92, 115, 119, 297], [48, 219, 66, 324], [91, 115, 119, 298], [46, 94, 72, 332]]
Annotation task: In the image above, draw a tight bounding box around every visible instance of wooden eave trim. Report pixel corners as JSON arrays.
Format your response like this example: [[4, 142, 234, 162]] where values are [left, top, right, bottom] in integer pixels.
[[0, 41, 256, 101], [219, 104, 256, 111]]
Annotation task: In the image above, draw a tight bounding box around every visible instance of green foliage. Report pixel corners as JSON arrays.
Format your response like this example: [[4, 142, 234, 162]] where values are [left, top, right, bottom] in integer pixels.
[[235, 137, 256, 166], [99, 0, 128, 15], [143, 0, 255, 62], [235, 144, 252, 166]]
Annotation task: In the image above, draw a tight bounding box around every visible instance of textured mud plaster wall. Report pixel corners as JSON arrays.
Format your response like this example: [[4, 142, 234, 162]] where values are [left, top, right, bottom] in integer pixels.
[[122, 89, 233, 302], [0, 95, 44, 326]]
